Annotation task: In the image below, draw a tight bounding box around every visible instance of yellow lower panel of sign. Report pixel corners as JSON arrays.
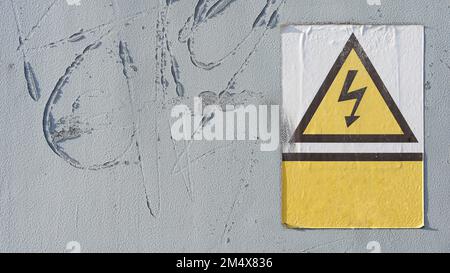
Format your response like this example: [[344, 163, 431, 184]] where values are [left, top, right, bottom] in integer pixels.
[[282, 161, 423, 229]]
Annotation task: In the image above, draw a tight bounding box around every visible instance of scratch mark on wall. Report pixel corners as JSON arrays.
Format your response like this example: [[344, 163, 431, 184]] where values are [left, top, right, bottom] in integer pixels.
[[10, 0, 42, 102], [139, 0, 190, 210], [42, 30, 136, 170], [171, 56, 185, 97], [156, 1, 185, 97], [68, 29, 87, 43], [179, 0, 284, 71], [117, 39, 157, 216], [23, 61, 41, 101], [119, 41, 138, 78], [111, 0, 163, 216]]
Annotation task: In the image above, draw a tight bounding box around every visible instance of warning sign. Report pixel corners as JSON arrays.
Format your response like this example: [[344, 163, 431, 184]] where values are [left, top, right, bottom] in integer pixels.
[[281, 25, 424, 229], [292, 34, 417, 143]]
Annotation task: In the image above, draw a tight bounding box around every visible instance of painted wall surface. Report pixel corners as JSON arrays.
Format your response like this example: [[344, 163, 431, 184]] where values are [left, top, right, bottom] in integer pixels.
[[0, 0, 449, 252]]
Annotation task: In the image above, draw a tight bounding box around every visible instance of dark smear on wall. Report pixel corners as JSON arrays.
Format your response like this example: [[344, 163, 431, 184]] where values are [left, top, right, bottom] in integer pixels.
[[119, 41, 138, 79], [68, 29, 87, 43], [10, 0, 43, 102], [170, 0, 285, 203], [156, 0, 185, 97], [23, 61, 41, 101], [171, 56, 185, 97]]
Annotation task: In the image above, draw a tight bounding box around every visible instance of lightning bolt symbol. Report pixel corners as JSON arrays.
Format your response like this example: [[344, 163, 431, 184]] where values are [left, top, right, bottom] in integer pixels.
[[338, 70, 367, 127]]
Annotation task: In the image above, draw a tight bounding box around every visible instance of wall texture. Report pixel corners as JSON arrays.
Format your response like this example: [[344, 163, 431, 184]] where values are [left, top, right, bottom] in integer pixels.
[[0, 0, 449, 253]]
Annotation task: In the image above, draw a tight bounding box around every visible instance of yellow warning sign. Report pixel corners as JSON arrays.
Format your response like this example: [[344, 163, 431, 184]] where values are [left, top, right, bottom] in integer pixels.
[[292, 33, 417, 143], [281, 26, 424, 229]]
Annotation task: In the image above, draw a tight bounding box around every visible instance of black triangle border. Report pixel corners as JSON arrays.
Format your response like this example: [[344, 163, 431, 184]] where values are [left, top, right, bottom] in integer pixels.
[[291, 33, 418, 143]]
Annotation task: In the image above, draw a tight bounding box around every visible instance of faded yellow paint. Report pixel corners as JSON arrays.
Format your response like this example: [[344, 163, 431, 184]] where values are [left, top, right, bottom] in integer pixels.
[[282, 160, 423, 228], [304, 49, 403, 135]]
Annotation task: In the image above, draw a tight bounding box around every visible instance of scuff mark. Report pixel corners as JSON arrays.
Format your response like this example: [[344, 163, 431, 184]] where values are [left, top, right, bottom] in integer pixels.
[[10, 0, 43, 102], [425, 81, 432, 91], [23, 61, 41, 101], [179, 0, 284, 71], [50, 115, 93, 144], [42, 32, 134, 171], [156, 0, 186, 97], [112, 0, 160, 217], [171, 56, 184, 97], [42, 39, 96, 167], [267, 7, 280, 29], [119, 41, 138, 79], [137, 0, 189, 212], [68, 29, 87, 43]]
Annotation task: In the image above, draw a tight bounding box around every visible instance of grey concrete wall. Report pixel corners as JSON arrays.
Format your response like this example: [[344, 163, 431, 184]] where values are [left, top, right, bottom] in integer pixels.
[[0, 0, 449, 252]]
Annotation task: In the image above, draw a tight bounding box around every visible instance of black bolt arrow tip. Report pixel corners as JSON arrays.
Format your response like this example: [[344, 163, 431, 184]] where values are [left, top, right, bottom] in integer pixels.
[[345, 115, 360, 127]]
